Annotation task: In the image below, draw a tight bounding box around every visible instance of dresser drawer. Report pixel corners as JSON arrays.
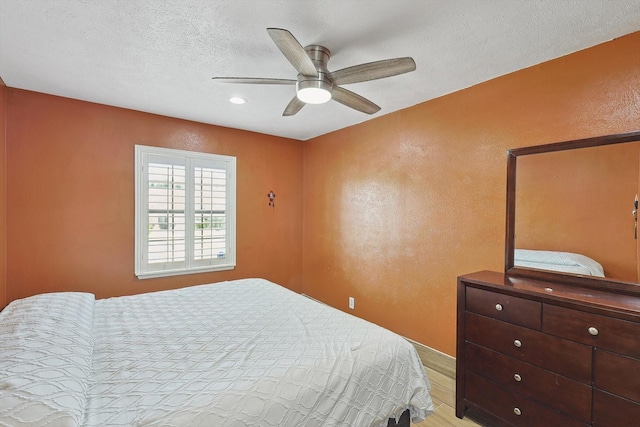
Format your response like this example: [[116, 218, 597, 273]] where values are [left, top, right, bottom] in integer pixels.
[[543, 304, 640, 359], [465, 343, 591, 422], [465, 371, 588, 427], [594, 349, 640, 402], [466, 287, 541, 329], [593, 389, 640, 427], [466, 312, 592, 383]]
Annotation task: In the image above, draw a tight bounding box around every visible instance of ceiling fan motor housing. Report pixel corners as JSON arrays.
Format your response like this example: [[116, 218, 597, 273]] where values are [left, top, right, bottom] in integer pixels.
[[296, 45, 333, 104]]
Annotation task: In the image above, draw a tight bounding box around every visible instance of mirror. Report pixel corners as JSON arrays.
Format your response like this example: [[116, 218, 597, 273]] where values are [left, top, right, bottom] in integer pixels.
[[505, 130, 640, 294]]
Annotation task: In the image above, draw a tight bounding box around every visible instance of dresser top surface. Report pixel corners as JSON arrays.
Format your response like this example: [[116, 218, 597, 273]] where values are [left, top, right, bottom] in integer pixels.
[[459, 270, 640, 317]]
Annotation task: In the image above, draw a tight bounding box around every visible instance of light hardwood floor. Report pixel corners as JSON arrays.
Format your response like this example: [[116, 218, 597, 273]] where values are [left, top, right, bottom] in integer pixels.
[[411, 366, 484, 427]]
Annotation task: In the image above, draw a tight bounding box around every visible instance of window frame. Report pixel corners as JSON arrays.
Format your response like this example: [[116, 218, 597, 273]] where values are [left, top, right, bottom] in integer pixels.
[[135, 145, 236, 279]]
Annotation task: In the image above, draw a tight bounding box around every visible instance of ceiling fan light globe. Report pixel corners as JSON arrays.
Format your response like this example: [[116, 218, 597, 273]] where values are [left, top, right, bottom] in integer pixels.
[[297, 87, 331, 104], [296, 80, 332, 104]]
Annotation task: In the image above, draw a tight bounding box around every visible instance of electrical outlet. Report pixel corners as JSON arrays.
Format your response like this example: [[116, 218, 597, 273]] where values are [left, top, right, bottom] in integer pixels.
[[348, 297, 355, 310]]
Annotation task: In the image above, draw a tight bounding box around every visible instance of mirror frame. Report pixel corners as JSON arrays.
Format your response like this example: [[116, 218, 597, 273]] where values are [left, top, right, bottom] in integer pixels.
[[505, 129, 640, 296]]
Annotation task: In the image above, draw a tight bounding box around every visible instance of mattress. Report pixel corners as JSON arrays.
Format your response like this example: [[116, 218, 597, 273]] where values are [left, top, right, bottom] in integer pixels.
[[0, 278, 434, 427]]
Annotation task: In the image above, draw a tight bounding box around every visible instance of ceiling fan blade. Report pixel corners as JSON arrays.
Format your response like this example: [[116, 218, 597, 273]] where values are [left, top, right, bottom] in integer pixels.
[[283, 96, 305, 116], [211, 77, 296, 85], [266, 28, 317, 77], [331, 86, 380, 115], [330, 57, 416, 85]]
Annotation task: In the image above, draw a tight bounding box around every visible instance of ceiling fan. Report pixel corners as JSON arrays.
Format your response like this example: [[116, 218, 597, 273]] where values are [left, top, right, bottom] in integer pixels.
[[212, 28, 416, 116]]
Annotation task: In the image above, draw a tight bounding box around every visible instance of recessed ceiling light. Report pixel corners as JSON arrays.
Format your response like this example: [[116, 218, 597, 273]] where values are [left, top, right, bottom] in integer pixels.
[[229, 97, 246, 105]]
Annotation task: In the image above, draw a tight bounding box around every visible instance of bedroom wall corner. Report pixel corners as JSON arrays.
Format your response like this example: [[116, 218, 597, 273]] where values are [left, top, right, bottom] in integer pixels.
[[0, 77, 7, 310]]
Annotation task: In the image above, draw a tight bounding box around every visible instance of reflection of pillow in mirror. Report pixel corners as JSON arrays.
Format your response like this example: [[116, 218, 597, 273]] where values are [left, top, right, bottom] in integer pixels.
[[514, 249, 605, 277]]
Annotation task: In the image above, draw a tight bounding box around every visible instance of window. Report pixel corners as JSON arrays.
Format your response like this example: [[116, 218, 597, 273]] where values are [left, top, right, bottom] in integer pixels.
[[135, 145, 236, 278]]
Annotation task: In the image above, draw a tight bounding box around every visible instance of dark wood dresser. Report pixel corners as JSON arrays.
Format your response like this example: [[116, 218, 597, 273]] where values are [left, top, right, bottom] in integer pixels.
[[456, 270, 640, 427]]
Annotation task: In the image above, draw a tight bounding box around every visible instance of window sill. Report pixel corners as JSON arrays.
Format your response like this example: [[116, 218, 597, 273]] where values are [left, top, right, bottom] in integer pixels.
[[135, 264, 236, 280]]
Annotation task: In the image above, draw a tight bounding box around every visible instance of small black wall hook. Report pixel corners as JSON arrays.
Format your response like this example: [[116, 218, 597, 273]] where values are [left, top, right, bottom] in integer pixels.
[[267, 190, 276, 207]]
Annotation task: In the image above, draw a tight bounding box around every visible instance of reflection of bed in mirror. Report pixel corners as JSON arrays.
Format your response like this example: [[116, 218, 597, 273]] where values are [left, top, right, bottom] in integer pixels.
[[514, 248, 605, 277]]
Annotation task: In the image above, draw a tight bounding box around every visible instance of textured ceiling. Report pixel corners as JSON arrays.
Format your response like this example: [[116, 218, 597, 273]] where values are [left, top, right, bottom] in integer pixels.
[[1, 0, 639, 141]]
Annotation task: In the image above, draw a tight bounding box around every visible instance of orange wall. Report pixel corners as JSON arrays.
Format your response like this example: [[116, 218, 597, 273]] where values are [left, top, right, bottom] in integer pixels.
[[6, 90, 303, 301], [516, 143, 639, 282], [302, 32, 640, 356], [4, 32, 640, 357], [0, 79, 6, 309]]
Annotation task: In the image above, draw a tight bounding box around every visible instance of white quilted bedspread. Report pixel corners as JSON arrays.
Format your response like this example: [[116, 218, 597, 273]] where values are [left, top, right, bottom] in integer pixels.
[[1, 279, 433, 427]]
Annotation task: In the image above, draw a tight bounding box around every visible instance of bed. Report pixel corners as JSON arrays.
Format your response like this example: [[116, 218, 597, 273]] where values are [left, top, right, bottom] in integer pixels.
[[0, 278, 434, 427], [514, 248, 605, 277]]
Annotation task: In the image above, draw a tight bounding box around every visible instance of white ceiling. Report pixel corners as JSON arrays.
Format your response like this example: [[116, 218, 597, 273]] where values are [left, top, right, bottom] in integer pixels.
[[1, 1, 639, 141]]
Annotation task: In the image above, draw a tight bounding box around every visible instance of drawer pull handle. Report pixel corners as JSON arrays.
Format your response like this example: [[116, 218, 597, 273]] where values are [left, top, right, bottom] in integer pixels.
[[588, 327, 599, 336], [514, 373, 522, 382], [514, 339, 522, 348], [514, 407, 522, 416], [495, 303, 503, 311]]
